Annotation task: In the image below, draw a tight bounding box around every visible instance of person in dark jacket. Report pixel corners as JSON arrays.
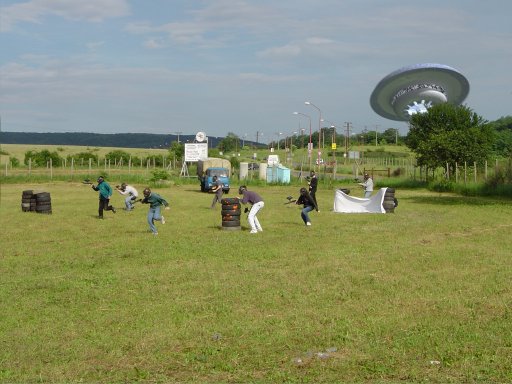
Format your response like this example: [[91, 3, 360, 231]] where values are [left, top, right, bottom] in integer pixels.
[[140, 187, 170, 235], [91, 176, 116, 218], [307, 170, 319, 211], [296, 187, 318, 226], [210, 175, 223, 209]]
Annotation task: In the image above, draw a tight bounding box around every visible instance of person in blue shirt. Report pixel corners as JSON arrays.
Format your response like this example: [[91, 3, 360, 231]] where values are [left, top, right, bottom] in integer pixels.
[[91, 176, 116, 218]]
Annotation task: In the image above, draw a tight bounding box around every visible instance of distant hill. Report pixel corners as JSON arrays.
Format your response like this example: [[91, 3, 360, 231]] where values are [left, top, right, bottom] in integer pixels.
[[0, 132, 257, 148]]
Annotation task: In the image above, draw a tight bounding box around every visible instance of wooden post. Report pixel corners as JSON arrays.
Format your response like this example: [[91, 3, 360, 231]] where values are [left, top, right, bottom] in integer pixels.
[[129, 156, 132, 174], [474, 161, 477, 183], [50, 158, 53, 180], [29, 158, 32, 176], [89, 158, 92, 174], [485, 160, 488, 180], [464, 161, 467, 184]]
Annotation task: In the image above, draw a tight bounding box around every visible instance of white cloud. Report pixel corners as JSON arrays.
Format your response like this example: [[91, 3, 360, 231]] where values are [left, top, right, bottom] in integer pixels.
[[86, 41, 105, 51], [144, 38, 165, 50], [0, 0, 130, 31]]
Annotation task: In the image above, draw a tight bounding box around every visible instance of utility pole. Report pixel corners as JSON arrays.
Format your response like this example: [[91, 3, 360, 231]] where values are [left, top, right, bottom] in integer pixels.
[[344, 122, 352, 162], [375, 125, 379, 146], [174, 131, 182, 143]]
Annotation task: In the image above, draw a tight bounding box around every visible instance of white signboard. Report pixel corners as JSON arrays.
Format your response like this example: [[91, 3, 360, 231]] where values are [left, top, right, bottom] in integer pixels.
[[348, 151, 360, 159], [185, 143, 208, 162], [267, 154, 280, 166]]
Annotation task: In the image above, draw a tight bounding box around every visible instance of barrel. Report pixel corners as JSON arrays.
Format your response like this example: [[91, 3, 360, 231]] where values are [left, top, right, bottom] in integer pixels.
[[34, 192, 52, 214], [21, 190, 33, 212], [383, 188, 396, 213], [221, 197, 241, 230]]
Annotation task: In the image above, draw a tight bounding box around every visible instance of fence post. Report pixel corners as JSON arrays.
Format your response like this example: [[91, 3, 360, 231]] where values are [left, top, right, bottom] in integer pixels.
[[50, 158, 53, 180], [129, 156, 132, 174], [89, 158, 92, 174], [446, 163, 449, 180], [474, 162, 477, 183], [29, 158, 32, 176], [464, 161, 467, 184]]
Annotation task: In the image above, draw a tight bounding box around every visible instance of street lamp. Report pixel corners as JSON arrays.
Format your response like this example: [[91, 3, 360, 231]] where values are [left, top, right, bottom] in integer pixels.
[[293, 112, 312, 170], [305, 101, 322, 150], [276, 132, 283, 150], [289, 130, 298, 164]]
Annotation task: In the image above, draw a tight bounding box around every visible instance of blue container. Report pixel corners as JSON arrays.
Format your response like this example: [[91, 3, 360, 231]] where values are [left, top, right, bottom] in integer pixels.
[[266, 165, 291, 183]]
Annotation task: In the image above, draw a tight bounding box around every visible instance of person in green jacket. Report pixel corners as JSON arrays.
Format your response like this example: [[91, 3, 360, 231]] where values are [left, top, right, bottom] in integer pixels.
[[141, 187, 170, 235], [91, 176, 116, 218]]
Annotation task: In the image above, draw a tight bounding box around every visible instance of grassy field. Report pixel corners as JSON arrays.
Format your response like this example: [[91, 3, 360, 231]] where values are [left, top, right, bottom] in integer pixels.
[[0, 144, 170, 164], [1, 180, 511, 383]]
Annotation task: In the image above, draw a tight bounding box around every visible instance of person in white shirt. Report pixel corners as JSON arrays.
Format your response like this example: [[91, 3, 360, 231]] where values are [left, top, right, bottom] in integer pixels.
[[116, 183, 139, 211], [359, 173, 374, 198]]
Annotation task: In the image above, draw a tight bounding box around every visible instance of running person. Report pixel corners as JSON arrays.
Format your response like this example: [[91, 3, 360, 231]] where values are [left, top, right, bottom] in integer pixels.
[[140, 188, 170, 236], [91, 176, 116, 218], [116, 183, 139, 211]]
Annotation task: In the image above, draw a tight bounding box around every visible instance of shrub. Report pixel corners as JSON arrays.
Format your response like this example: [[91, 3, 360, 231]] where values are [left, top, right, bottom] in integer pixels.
[[9, 157, 20, 167], [428, 178, 454, 193], [66, 152, 99, 165], [24, 150, 62, 167], [150, 170, 169, 181]]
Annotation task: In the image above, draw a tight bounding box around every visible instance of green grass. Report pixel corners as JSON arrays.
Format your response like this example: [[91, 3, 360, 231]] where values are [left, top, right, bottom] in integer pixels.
[[1, 181, 511, 383]]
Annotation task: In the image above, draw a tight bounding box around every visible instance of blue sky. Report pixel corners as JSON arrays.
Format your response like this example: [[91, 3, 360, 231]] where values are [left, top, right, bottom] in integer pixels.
[[1, 0, 511, 143]]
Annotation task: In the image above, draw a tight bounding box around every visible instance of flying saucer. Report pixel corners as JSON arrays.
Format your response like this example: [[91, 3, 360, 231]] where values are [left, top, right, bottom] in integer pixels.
[[370, 63, 470, 121]]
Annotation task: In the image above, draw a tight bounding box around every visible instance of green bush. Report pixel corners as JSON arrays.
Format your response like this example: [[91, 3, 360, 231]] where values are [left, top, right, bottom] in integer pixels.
[[9, 157, 20, 167], [66, 152, 99, 165], [150, 169, 169, 181], [428, 178, 455, 193], [24, 149, 62, 167]]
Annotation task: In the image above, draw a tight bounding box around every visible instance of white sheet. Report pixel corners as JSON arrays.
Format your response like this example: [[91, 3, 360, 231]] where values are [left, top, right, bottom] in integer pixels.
[[333, 187, 387, 213]]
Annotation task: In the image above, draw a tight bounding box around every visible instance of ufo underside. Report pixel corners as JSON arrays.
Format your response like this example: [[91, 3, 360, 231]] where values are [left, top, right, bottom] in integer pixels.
[[370, 63, 470, 121]]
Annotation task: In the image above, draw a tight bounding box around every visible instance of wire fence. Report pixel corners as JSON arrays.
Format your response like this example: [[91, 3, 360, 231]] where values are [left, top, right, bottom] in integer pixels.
[[2, 156, 512, 186]]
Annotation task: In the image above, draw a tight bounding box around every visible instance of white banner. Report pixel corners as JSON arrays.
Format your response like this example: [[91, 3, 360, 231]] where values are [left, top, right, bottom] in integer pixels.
[[184, 143, 208, 162]]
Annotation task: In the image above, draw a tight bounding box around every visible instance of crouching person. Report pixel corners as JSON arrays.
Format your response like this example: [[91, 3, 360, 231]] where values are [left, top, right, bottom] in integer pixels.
[[116, 182, 139, 211]]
